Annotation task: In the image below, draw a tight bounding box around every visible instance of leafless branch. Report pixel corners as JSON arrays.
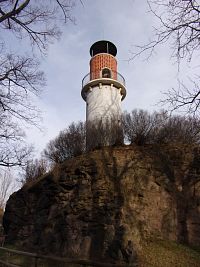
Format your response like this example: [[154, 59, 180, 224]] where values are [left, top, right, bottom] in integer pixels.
[[0, 170, 16, 209], [0, 0, 77, 51], [132, 0, 200, 115], [161, 78, 200, 116], [0, 0, 80, 169], [0, 54, 44, 125]]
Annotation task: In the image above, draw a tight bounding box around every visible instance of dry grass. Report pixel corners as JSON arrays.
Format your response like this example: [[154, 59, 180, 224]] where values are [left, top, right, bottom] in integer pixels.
[[138, 239, 200, 267]]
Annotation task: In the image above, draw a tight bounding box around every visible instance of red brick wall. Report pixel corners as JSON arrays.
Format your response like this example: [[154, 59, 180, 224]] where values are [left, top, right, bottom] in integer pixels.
[[90, 53, 117, 80]]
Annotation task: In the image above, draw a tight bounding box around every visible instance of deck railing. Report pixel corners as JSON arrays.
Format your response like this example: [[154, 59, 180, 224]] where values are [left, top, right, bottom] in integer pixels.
[[82, 71, 125, 88]]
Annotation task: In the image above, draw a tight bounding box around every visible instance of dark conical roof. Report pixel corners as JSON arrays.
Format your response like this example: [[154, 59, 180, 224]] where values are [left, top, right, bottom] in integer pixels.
[[90, 40, 117, 57]]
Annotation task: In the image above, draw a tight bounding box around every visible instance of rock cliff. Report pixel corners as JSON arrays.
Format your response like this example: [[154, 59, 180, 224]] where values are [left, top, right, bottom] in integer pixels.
[[3, 144, 200, 264]]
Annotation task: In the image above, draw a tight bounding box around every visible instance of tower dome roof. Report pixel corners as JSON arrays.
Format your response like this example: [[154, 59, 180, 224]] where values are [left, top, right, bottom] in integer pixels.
[[90, 40, 117, 57]]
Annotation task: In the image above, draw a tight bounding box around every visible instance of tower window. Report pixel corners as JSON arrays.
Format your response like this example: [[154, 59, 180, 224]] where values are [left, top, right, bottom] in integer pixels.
[[102, 68, 111, 78]]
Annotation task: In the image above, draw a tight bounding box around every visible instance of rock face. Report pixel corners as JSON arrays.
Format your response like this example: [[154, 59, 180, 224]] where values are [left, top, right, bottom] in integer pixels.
[[3, 144, 200, 264]]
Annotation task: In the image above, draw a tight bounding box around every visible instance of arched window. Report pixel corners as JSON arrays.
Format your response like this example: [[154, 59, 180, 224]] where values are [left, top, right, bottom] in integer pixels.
[[102, 68, 111, 78]]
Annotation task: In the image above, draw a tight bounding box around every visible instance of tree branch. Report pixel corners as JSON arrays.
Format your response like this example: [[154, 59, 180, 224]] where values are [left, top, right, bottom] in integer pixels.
[[0, 0, 30, 23]]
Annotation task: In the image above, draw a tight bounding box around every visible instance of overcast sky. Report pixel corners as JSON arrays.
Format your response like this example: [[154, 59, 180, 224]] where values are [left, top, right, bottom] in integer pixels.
[[23, 0, 193, 157]]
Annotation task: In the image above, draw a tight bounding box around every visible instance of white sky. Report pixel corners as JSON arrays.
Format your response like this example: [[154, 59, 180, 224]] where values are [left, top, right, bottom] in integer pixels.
[[22, 0, 194, 157]]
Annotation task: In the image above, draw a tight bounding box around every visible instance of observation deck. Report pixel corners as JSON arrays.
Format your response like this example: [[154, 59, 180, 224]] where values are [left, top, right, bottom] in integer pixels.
[[81, 70, 126, 101]]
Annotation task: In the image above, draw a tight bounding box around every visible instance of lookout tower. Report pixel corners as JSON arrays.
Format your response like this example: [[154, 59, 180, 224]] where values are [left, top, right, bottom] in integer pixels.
[[81, 40, 126, 147]]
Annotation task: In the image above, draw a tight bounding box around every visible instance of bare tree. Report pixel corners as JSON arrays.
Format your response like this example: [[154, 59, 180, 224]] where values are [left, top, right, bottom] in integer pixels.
[[162, 79, 200, 116], [0, 170, 16, 209], [0, 54, 44, 125], [122, 109, 200, 145], [122, 109, 166, 145], [134, 1, 200, 63], [44, 121, 86, 164], [0, 0, 76, 52], [0, 0, 78, 123], [21, 158, 47, 185], [0, 112, 33, 167], [156, 114, 200, 144], [44, 118, 123, 160], [86, 117, 123, 151], [43, 110, 200, 165], [132, 0, 200, 116], [0, 0, 79, 168]]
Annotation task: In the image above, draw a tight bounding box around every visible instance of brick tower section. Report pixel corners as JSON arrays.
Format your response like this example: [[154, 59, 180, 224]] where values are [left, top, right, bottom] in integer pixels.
[[90, 53, 117, 80]]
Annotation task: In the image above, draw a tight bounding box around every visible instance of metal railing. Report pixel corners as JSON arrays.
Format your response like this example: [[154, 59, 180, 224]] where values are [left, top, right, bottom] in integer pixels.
[[82, 71, 125, 88], [0, 247, 137, 267]]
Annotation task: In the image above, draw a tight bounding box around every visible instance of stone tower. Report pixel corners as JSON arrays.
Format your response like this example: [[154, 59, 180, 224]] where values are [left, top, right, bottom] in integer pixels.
[[81, 40, 126, 147]]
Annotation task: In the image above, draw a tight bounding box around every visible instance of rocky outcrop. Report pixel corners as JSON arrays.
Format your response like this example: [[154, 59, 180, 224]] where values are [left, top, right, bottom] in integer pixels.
[[3, 144, 200, 264]]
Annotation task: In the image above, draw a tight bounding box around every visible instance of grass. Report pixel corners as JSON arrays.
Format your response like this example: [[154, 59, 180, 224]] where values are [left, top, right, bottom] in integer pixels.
[[138, 239, 200, 267]]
